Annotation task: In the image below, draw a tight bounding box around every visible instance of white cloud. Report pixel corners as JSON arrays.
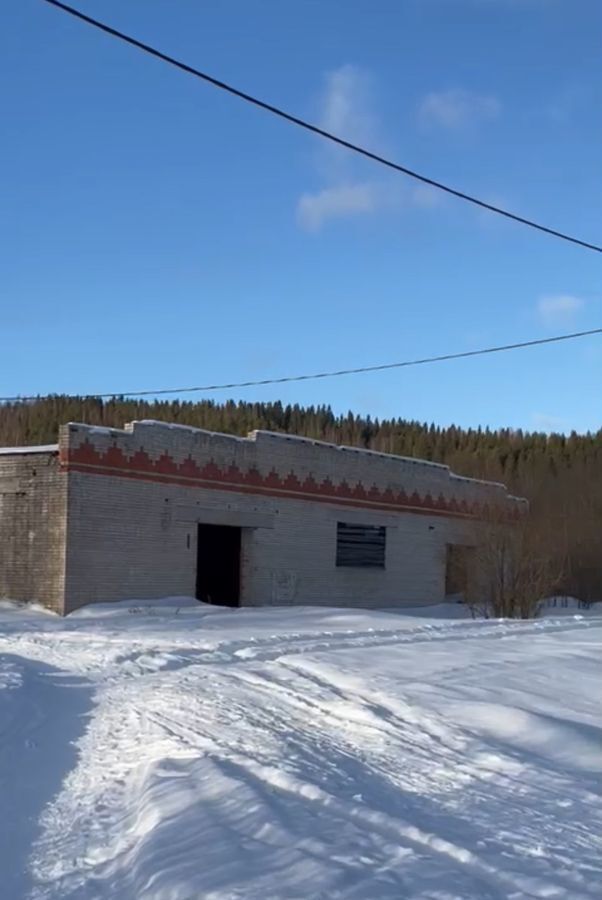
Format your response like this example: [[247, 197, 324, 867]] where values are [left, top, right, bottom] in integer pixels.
[[537, 294, 584, 326], [297, 183, 381, 231], [296, 65, 388, 230], [419, 89, 501, 129], [319, 64, 378, 146], [312, 64, 383, 186], [296, 65, 446, 230]]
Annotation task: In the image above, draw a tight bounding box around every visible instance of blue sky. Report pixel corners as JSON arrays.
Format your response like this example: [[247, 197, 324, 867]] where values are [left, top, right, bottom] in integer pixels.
[[2, 0, 601, 433]]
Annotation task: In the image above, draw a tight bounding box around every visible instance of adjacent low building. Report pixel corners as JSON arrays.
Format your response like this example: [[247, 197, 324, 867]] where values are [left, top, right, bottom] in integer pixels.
[[0, 420, 526, 615]]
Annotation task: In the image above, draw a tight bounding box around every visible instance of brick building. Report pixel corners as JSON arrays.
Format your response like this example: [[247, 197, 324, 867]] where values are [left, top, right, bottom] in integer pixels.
[[0, 420, 526, 615]]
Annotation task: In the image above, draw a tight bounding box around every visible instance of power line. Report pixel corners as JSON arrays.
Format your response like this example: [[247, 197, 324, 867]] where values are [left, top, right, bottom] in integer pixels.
[[3, 328, 600, 403], [43, 0, 601, 253]]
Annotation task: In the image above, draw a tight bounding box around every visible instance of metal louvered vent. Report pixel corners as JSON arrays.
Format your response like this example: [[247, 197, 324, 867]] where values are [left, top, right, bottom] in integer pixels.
[[336, 522, 386, 569]]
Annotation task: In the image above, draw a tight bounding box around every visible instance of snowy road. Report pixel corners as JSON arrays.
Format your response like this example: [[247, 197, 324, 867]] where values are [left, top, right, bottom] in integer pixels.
[[1, 601, 601, 899]]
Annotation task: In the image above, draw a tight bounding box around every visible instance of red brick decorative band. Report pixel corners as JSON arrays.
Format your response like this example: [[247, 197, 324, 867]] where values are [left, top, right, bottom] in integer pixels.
[[60, 440, 484, 520]]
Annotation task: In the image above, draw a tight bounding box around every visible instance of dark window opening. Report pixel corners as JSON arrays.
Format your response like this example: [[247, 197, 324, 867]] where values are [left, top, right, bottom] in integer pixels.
[[196, 524, 241, 607], [336, 522, 386, 569], [445, 544, 474, 596]]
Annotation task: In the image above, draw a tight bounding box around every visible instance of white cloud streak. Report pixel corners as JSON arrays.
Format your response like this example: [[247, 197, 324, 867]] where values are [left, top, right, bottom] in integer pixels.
[[296, 65, 389, 230], [297, 183, 381, 231], [297, 65, 412, 230], [419, 89, 501, 129], [297, 66, 457, 230], [537, 294, 584, 326], [319, 64, 378, 146]]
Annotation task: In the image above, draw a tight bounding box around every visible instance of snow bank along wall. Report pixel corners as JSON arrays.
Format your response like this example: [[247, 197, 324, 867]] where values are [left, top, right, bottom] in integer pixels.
[[0, 421, 527, 614]]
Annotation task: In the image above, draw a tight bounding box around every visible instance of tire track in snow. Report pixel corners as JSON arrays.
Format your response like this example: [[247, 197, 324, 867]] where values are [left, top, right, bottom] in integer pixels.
[[107, 687, 580, 898], [1, 615, 595, 680], [103, 615, 598, 678], [8, 611, 600, 899], [208, 753, 594, 900], [129, 653, 599, 899]]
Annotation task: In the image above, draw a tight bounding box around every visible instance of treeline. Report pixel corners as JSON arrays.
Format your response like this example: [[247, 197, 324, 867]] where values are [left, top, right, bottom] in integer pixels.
[[2, 396, 600, 598]]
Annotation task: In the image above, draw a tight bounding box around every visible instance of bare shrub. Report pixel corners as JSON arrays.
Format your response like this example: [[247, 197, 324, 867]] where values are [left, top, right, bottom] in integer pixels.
[[466, 509, 566, 619]]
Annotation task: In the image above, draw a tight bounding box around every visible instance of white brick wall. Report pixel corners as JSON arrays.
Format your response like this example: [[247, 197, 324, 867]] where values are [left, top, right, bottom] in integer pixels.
[[63, 470, 475, 612], [59, 420, 516, 614]]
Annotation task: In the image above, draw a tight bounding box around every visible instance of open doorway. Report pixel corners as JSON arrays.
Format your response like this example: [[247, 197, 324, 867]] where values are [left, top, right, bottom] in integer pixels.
[[445, 543, 474, 598], [196, 524, 241, 607]]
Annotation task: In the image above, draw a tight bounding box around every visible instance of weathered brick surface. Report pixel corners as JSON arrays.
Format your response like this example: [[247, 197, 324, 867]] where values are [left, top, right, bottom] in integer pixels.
[[61, 421, 517, 511], [62, 468, 477, 613], [56, 421, 522, 614], [0, 451, 66, 612], [0, 423, 525, 614]]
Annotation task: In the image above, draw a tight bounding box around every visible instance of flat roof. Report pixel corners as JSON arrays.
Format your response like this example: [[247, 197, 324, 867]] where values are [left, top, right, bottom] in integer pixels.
[[0, 444, 58, 456]]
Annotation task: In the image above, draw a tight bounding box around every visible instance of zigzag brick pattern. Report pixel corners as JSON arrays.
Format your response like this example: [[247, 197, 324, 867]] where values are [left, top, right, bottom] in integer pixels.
[[60, 440, 483, 520]]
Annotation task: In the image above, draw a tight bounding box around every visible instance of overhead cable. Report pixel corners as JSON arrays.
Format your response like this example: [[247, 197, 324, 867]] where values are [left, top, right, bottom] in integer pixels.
[[43, 0, 602, 253], [3, 328, 600, 402]]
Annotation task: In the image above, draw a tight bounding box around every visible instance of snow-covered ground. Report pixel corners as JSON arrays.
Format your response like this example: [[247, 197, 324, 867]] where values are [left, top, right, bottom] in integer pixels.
[[1, 599, 600, 899]]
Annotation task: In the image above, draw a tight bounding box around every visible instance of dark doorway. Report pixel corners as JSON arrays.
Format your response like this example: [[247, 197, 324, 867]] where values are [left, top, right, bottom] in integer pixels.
[[196, 524, 241, 607], [445, 544, 474, 597]]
